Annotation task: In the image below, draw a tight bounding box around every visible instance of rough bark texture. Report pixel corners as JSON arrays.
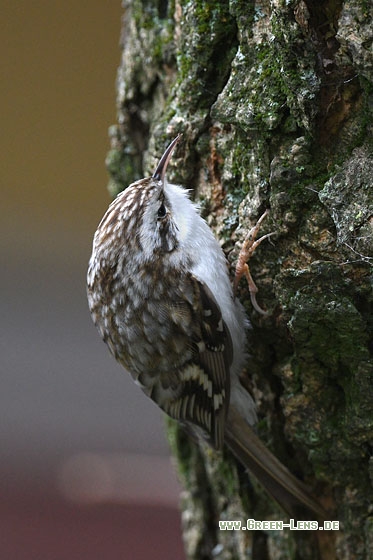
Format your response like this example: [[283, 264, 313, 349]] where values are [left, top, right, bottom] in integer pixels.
[[108, 1, 373, 558]]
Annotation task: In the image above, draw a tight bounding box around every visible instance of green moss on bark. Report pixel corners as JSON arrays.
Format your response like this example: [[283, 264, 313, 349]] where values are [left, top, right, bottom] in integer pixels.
[[112, 0, 373, 558]]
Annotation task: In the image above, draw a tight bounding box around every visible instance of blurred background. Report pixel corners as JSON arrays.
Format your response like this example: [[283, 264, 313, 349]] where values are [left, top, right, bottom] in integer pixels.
[[1, 2, 184, 558]]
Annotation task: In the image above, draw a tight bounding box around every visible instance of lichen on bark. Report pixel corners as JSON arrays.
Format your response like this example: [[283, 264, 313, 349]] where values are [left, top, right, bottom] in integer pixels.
[[109, 1, 373, 558]]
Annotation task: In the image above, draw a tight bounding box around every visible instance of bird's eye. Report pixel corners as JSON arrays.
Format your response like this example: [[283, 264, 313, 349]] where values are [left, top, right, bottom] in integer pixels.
[[157, 203, 167, 219]]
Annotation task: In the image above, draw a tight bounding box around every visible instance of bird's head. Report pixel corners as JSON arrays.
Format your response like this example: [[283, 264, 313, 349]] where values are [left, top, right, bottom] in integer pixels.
[[90, 134, 199, 271]]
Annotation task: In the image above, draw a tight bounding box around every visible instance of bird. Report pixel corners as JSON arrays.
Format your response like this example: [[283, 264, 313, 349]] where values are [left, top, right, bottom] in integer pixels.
[[87, 134, 325, 518]]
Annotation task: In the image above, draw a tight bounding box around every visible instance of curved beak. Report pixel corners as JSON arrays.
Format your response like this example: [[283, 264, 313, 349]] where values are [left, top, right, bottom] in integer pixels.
[[152, 134, 182, 181]]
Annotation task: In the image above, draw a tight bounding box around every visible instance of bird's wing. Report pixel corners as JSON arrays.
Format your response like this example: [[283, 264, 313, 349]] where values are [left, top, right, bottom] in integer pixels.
[[152, 274, 232, 450]]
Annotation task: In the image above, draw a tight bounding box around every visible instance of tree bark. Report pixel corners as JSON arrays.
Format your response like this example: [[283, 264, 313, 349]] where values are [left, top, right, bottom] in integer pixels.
[[108, 1, 373, 558]]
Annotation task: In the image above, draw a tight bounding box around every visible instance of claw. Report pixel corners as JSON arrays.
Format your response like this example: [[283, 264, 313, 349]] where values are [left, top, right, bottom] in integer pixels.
[[234, 210, 276, 316]]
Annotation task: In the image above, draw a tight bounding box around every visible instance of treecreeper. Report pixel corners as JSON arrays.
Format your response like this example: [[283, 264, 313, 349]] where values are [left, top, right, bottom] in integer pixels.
[[87, 135, 325, 518]]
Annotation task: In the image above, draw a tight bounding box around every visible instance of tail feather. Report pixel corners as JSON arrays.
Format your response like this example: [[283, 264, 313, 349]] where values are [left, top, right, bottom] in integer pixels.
[[225, 406, 326, 519]]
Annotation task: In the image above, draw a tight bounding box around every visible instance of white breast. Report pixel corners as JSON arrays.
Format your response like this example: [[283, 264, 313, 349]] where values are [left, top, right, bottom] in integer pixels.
[[164, 181, 248, 378]]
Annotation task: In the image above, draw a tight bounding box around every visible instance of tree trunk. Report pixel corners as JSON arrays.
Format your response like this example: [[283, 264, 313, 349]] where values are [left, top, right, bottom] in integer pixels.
[[108, 1, 373, 558]]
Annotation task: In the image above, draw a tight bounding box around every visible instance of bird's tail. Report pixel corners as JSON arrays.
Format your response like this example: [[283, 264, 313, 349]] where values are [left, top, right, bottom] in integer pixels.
[[225, 406, 326, 519]]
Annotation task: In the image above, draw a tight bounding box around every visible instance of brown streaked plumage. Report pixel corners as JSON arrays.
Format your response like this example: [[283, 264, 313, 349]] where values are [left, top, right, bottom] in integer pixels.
[[87, 135, 326, 518]]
